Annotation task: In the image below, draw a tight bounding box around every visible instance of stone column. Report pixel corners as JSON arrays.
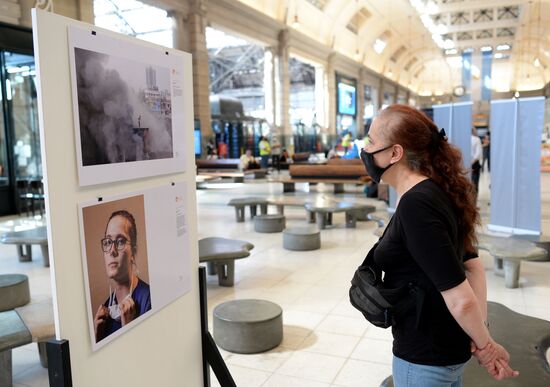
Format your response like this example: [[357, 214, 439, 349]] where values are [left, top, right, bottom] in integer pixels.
[[314, 65, 327, 129], [77, 0, 94, 24], [378, 78, 384, 110], [275, 29, 291, 147], [19, 0, 33, 27], [263, 47, 276, 127], [169, 10, 190, 53], [356, 69, 366, 138], [171, 1, 212, 138], [327, 53, 336, 138]]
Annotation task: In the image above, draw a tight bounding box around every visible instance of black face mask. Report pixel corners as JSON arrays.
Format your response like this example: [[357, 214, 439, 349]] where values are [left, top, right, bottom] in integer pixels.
[[360, 146, 395, 183]]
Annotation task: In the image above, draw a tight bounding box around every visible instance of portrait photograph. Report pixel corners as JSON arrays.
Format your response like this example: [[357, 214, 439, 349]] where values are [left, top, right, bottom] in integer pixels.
[[79, 183, 191, 350], [68, 25, 190, 186], [81, 194, 152, 347]]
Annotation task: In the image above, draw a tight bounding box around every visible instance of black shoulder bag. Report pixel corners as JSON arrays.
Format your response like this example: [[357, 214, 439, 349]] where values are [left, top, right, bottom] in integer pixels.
[[349, 224, 425, 329]]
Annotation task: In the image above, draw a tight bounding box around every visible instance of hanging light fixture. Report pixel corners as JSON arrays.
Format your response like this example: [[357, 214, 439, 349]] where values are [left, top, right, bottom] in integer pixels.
[[291, 1, 300, 29], [292, 15, 300, 29]]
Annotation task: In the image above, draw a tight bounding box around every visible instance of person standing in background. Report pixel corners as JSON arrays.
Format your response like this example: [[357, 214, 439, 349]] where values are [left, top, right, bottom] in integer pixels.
[[206, 139, 216, 159], [471, 127, 482, 199], [341, 132, 352, 155], [271, 134, 282, 172], [259, 136, 271, 169], [482, 133, 490, 173]]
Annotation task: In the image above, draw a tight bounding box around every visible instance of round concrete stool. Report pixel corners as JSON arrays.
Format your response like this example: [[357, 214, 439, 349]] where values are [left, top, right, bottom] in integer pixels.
[[283, 226, 321, 251], [213, 299, 283, 354], [254, 214, 285, 233], [0, 274, 30, 312]]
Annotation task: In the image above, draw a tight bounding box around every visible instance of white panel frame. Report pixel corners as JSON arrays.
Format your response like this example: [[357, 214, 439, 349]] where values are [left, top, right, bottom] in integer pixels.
[[32, 9, 202, 386]]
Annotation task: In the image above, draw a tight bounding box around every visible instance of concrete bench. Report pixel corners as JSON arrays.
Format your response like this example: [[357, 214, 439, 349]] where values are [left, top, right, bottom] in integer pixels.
[[198, 237, 254, 287], [304, 202, 376, 229], [266, 195, 334, 219], [196, 158, 241, 170], [201, 171, 246, 183], [201, 170, 266, 182], [1, 299, 55, 387], [477, 234, 547, 288], [272, 177, 369, 194], [254, 214, 285, 233], [512, 234, 550, 260], [266, 196, 309, 215], [381, 302, 550, 387], [195, 174, 220, 188], [227, 197, 269, 222], [213, 299, 283, 354], [0, 274, 30, 312], [0, 227, 49, 267], [367, 210, 391, 236]]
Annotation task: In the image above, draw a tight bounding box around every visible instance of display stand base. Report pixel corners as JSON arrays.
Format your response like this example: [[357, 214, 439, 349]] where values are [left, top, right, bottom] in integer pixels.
[[199, 267, 236, 387], [47, 339, 72, 387]]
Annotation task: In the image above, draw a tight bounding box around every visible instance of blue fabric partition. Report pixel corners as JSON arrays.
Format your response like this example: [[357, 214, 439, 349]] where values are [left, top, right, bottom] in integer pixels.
[[389, 186, 397, 213], [432, 102, 472, 170], [489, 97, 544, 234]]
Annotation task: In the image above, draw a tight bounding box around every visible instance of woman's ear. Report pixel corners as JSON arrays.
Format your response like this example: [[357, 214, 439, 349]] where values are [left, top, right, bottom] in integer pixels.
[[391, 144, 404, 163]]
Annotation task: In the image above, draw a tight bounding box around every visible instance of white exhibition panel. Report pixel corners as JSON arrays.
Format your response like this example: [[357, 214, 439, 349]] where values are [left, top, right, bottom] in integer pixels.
[[32, 9, 202, 386], [432, 102, 473, 170], [489, 97, 543, 235]]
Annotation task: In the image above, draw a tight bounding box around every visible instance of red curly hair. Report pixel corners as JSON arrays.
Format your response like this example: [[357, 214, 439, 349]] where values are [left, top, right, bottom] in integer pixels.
[[379, 104, 480, 253]]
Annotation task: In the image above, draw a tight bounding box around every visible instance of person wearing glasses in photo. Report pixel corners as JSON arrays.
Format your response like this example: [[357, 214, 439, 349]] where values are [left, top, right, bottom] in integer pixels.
[[94, 210, 151, 342]]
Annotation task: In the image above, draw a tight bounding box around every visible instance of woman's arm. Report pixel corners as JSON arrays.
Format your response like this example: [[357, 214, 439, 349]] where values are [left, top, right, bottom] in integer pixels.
[[441, 279, 490, 349], [442, 278, 519, 380], [464, 257, 487, 322]]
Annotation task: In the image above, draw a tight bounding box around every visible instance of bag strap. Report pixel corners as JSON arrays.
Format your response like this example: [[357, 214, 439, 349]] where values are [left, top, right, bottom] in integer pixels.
[[362, 213, 394, 267]]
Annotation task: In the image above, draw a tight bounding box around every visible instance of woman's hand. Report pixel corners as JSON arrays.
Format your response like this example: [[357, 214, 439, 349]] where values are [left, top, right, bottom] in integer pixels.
[[472, 339, 519, 380], [119, 297, 137, 326], [94, 305, 109, 341]]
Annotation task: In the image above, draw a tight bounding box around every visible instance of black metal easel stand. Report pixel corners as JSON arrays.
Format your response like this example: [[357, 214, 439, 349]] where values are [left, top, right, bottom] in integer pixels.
[[46, 339, 72, 387], [45, 268, 233, 387], [199, 266, 236, 387]]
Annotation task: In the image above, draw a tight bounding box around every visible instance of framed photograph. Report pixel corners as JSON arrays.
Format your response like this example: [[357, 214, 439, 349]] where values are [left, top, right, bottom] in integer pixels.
[[79, 182, 191, 350], [68, 25, 189, 186]]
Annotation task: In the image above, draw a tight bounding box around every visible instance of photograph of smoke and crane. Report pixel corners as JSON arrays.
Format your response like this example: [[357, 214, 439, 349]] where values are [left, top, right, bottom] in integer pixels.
[[74, 47, 173, 166]]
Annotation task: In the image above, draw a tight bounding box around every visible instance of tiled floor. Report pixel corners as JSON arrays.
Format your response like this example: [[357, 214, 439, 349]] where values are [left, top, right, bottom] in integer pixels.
[[2, 171, 550, 387]]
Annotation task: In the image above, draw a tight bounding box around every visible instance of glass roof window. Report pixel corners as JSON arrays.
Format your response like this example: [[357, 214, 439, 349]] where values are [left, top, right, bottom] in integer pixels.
[[94, 0, 173, 48]]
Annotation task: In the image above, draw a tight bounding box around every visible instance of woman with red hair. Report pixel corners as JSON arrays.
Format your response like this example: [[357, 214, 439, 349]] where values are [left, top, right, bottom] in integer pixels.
[[360, 104, 518, 386]]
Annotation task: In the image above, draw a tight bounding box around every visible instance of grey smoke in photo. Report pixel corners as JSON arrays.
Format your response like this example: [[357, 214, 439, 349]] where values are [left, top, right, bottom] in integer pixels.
[[74, 48, 173, 166]]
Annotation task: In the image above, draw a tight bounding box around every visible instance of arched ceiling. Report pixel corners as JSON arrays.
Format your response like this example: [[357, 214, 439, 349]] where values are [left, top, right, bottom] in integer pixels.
[[235, 0, 550, 94]]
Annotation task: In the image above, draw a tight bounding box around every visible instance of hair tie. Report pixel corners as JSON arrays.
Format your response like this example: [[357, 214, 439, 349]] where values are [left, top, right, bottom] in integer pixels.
[[431, 127, 447, 151]]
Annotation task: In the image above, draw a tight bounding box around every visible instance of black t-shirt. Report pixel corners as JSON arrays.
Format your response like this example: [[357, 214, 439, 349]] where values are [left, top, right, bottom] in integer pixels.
[[372, 179, 476, 366]]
